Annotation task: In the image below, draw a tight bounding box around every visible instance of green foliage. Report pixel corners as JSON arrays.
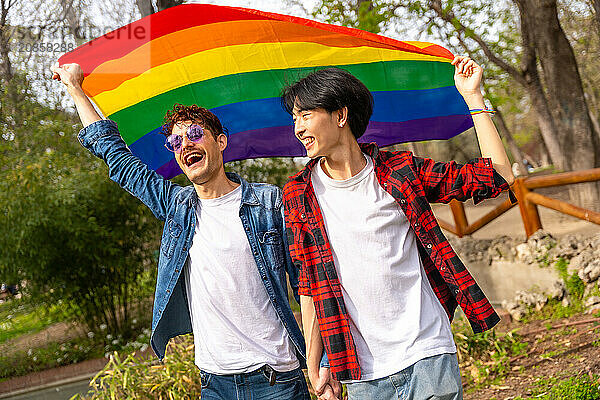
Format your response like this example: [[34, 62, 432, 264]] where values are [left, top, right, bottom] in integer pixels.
[[509, 258, 588, 323], [1, 152, 160, 338], [0, 298, 64, 344], [452, 318, 527, 386], [0, 324, 152, 381], [73, 335, 202, 400], [71, 334, 322, 400], [0, 73, 160, 340], [517, 374, 600, 400], [313, 0, 398, 34], [555, 257, 585, 301], [519, 298, 584, 323], [226, 157, 301, 188], [0, 336, 101, 381]]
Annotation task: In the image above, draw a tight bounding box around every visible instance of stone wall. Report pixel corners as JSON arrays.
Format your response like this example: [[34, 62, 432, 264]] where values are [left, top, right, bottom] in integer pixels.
[[448, 231, 600, 320]]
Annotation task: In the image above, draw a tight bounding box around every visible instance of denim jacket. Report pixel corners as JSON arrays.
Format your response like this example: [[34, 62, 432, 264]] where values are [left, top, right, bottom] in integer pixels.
[[78, 119, 307, 366]]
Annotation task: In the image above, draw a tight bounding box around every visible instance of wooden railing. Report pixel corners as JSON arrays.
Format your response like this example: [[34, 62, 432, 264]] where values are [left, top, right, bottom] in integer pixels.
[[513, 168, 600, 237], [437, 198, 517, 237], [437, 168, 600, 238]]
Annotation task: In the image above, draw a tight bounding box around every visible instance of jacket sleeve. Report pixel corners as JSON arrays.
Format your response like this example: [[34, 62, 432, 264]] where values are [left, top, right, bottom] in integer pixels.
[[412, 154, 511, 205], [78, 119, 180, 221]]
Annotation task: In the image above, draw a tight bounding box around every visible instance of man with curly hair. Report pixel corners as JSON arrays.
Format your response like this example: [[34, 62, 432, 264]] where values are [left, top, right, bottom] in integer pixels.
[[51, 63, 339, 400]]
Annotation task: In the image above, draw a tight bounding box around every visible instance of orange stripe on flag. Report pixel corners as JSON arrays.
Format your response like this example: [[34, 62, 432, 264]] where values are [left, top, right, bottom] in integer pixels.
[[82, 20, 402, 97]]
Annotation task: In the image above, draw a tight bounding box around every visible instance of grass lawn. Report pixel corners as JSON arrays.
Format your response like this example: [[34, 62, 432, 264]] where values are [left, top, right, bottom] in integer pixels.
[[0, 296, 153, 382], [0, 298, 65, 344]]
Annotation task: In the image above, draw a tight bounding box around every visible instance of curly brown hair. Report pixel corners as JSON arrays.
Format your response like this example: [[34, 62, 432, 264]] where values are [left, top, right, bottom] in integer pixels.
[[161, 104, 227, 139]]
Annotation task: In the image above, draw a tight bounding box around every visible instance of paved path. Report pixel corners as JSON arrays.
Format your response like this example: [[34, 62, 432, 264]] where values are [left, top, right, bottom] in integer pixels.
[[0, 350, 153, 399], [0, 375, 93, 400]]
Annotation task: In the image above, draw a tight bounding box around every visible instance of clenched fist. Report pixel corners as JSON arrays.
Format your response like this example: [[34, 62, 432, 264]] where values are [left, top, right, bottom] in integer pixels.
[[51, 63, 84, 92]]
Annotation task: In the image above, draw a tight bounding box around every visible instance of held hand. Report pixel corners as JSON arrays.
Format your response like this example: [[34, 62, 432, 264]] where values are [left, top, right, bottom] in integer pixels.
[[318, 384, 340, 400], [309, 366, 336, 398], [328, 374, 342, 399], [451, 55, 483, 100], [50, 62, 84, 92]]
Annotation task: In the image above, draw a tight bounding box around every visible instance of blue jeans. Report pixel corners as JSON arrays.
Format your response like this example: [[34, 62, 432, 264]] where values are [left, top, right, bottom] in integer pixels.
[[199, 366, 311, 400], [346, 353, 463, 400]]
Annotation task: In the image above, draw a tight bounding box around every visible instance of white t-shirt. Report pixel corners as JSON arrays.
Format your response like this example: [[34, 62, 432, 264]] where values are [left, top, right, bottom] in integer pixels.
[[311, 155, 456, 382], [184, 185, 299, 374]]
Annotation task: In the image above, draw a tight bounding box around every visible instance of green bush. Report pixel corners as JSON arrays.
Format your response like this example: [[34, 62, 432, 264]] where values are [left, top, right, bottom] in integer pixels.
[[0, 298, 64, 344], [517, 374, 600, 400], [555, 258, 585, 301], [73, 335, 202, 400], [1, 76, 161, 341], [453, 318, 527, 387], [226, 157, 300, 188]]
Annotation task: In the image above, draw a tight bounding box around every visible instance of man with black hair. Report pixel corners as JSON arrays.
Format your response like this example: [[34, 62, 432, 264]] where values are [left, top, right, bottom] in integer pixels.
[[51, 62, 332, 400], [281, 57, 515, 399]]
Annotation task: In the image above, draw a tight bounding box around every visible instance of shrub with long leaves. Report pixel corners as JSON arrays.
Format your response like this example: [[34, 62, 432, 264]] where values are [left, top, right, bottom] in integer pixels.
[[73, 335, 201, 400]]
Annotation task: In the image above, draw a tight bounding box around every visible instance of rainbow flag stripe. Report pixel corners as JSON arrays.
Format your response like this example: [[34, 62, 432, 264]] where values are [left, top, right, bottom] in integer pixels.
[[59, 4, 471, 179]]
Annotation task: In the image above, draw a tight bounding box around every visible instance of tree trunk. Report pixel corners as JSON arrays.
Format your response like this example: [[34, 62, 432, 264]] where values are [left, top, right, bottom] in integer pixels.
[[513, 0, 566, 171], [522, 74, 566, 170], [516, 0, 600, 206], [592, 0, 600, 35], [136, 0, 154, 17], [59, 0, 86, 46], [589, 108, 600, 143], [0, 0, 13, 83], [137, 0, 182, 17], [156, 0, 184, 12], [492, 108, 529, 176]]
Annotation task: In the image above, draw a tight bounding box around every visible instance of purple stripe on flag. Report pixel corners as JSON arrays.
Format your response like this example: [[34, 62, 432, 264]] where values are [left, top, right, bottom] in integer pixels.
[[224, 125, 306, 161], [155, 114, 473, 179], [156, 158, 181, 179], [359, 114, 473, 146]]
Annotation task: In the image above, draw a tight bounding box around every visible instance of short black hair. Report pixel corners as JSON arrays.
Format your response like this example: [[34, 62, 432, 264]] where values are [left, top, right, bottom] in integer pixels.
[[280, 68, 374, 139]]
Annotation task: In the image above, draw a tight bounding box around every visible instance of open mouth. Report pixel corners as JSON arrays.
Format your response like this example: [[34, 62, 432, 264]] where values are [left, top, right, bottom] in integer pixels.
[[302, 137, 315, 149], [182, 151, 205, 167]]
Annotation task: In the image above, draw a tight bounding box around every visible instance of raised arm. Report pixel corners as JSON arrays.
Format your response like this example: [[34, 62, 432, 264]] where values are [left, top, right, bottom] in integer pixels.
[[452, 55, 515, 186], [51, 63, 179, 221], [51, 63, 101, 128]]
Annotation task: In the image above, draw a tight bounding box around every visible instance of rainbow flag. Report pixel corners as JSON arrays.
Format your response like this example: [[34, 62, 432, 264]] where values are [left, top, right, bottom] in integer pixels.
[[59, 4, 471, 179]]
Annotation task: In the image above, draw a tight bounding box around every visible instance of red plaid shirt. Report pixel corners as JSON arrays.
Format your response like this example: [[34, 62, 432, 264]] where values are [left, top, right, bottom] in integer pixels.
[[283, 143, 512, 381]]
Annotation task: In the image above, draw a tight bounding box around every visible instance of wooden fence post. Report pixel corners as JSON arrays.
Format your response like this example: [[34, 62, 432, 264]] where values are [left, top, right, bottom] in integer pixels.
[[513, 178, 542, 238]]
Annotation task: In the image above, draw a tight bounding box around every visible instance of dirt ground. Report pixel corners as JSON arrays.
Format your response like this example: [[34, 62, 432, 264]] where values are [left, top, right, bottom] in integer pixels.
[[433, 186, 600, 398], [0, 321, 80, 355], [464, 313, 600, 400]]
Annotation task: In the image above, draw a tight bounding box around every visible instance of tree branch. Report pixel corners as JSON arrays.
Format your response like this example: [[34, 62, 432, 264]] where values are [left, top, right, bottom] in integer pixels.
[[428, 0, 526, 86]]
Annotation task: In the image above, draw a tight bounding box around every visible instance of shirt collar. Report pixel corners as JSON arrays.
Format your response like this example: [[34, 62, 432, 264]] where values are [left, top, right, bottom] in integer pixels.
[[226, 171, 260, 206], [290, 142, 381, 183]]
